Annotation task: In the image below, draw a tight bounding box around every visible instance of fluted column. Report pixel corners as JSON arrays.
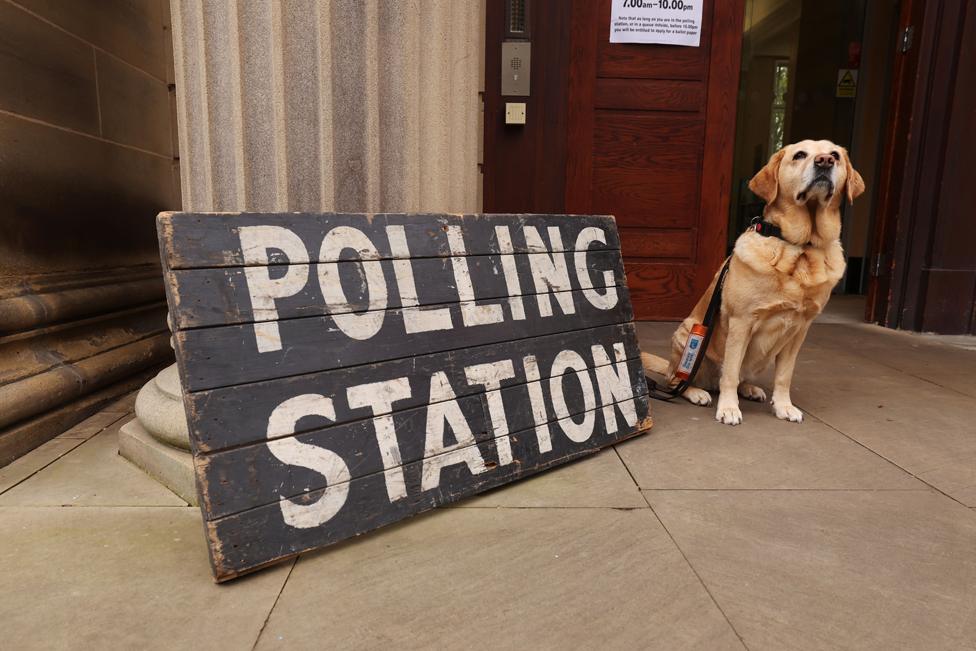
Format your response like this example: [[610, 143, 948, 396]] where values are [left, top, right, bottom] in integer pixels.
[[173, 0, 483, 213], [120, 0, 486, 502]]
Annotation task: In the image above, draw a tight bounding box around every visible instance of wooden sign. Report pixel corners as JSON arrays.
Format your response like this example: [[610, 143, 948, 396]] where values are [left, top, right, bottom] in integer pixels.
[[158, 212, 653, 581]]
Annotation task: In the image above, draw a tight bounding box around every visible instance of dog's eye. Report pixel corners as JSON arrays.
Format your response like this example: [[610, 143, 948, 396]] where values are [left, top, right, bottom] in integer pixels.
[[793, 151, 807, 160], [830, 151, 841, 160]]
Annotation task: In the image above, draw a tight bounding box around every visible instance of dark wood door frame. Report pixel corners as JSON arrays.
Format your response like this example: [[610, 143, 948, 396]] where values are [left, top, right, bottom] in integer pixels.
[[865, 0, 924, 325], [867, 0, 976, 333], [693, 0, 745, 304], [483, 0, 573, 214]]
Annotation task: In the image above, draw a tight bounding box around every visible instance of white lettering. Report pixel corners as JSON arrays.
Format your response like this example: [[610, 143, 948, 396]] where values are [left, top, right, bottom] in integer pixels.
[[591, 343, 637, 433], [549, 350, 596, 442], [421, 371, 488, 491], [238, 226, 309, 353], [464, 360, 517, 465], [575, 227, 619, 310], [522, 354, 552, 453], [524, 226, 576, 317], [494, 226, 526, 320], [446, 225, 504, 326], [266, 394, 350, 529], [319, 226, 387, 340], [346, 377, 412, 501], [386, 225, 454, 333]]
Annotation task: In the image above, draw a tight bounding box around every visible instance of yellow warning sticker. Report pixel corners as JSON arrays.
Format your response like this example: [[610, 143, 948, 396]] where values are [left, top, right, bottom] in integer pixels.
[[837, 69, 858, 98]]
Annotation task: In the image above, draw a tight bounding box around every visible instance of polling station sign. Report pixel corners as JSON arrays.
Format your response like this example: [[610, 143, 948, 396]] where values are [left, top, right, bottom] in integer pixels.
[[158, 212, 653, 581]]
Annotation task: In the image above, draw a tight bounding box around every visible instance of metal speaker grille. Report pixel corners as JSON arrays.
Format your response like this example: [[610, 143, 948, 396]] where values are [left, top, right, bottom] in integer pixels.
[[508, 0, 526, 34]]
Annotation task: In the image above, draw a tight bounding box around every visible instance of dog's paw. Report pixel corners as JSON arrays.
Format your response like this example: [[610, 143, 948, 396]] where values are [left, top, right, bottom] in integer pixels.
[[773, 402, 804, 423], [683, 387, 712, 406], [738, 383, 767, 402], [715, 404, 743, 426]]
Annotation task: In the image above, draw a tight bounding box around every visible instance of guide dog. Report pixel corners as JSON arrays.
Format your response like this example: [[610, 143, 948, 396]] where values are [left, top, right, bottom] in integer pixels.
[[641, 140, 865, 425]]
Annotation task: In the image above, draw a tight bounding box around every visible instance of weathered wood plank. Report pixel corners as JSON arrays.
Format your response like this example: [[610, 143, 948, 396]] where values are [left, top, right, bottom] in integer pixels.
[[175, 286, 634, 391], [197, 356, 647, 519], [205, 397, 652, 581], [187, 322, 641, 453], [167, 250, 624, 329], [159, 212, 620, 269]]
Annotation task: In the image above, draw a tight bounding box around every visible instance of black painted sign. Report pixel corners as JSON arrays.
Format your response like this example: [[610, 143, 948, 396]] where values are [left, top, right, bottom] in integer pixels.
[[158, 212, 653, 581]]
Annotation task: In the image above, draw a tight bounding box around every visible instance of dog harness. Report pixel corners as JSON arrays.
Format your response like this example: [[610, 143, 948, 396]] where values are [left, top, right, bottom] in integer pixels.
[[646, 216, 804, 400], [646, 215, 791, 401]]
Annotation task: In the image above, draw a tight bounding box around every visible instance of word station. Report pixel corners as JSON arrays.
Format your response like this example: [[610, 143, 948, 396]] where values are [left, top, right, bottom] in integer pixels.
[[159, 212, 652, 580]]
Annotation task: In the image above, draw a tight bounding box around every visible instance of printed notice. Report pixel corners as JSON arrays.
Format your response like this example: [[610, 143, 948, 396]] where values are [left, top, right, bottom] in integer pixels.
[[610, 0, 703, 47]]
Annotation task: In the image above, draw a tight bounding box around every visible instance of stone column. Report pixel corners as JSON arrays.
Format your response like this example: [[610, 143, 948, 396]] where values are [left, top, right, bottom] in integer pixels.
[[119, 0, 486, 502]]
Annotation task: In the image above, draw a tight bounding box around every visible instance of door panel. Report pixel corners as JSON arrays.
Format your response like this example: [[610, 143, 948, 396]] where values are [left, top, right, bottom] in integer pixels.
[[483, 0, 744, 320], [624, 263, 697, 319], [592, 115, 703, 229], [596, 12, 709, 81], [594, 79, 706, 111], [618, 228, 695, 260], [567, 0, 744, 319]]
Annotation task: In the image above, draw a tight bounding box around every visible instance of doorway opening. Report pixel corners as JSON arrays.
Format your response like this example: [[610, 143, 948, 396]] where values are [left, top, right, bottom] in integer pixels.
[[728, 0, 900, 298]]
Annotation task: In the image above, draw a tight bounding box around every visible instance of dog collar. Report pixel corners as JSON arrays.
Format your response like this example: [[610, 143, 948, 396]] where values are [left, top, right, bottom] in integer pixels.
[[750, 216, 784, 239], [750, 217, 813, 247]]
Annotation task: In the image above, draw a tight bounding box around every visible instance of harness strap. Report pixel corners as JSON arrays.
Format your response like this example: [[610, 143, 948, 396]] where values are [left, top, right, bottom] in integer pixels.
[[646, 256, 732, 401]]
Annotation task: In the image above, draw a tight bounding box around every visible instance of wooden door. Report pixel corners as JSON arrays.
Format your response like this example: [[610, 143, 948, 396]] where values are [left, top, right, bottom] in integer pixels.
[[565, 0, 743, 319], [865, 0, 924, 326], [483, 0, 744, 319], [867, 0, 976, 334]]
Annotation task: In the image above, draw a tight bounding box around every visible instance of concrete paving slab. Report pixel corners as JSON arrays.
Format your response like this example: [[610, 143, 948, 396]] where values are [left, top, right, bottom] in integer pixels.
[[617, 397, 923, 490], [0, 437, 85, 494], [805, 324, 976, 399], [813, 295, 867, 324], [635, 319, 976, 504], [459, 448, 647, 508], [646, 489, 976, 651], [918, 332, 976, 352], [791, 345, 976, 506], [57, 408, 129, 440], [257, 507, 744, 650], [0, 506, 289, 650], [0, 425, 187, 507]]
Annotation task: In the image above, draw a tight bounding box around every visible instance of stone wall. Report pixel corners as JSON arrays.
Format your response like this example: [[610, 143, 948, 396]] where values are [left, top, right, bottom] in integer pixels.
[[0, 0, 180, 464]]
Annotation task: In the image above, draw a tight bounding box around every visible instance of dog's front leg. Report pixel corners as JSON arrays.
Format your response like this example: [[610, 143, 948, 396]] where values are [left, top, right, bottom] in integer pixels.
[[715, 316, 752, 425], [771, 323, 811, 423]]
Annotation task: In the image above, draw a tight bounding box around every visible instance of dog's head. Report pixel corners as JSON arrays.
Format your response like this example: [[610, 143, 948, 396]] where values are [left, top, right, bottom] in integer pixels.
[[748, 140, 865, 245]]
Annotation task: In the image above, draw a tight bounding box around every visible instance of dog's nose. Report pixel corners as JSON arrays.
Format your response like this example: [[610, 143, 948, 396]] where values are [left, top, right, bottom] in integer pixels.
[[814, 154, 835, 168]]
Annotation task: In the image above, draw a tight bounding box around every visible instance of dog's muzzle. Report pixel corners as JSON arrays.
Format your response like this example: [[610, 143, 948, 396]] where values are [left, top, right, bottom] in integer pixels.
[[797, 173, 834, 202]]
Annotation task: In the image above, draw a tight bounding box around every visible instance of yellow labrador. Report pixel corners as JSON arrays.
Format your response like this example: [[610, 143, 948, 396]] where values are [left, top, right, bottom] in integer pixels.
[[642, 140, 865, 425]]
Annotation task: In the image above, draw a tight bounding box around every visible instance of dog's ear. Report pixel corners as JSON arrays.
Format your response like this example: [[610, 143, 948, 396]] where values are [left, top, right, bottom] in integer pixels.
[[749, 148, 786, 204], [843, 148, 865, 204]]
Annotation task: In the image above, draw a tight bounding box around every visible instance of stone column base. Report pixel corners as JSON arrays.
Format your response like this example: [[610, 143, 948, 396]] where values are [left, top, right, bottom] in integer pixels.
[[118, 417, 198, 506]]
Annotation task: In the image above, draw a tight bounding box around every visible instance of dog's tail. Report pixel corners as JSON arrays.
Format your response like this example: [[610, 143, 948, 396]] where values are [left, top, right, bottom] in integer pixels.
[[640, 351, 670, 377]]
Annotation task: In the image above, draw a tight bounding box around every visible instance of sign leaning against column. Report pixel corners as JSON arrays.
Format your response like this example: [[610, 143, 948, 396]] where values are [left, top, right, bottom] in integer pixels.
[[158, 212, 653, 581]]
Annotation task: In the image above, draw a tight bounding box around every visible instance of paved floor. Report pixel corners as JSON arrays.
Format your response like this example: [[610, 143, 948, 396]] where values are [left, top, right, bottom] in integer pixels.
[[2, 299, 975, 650]]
